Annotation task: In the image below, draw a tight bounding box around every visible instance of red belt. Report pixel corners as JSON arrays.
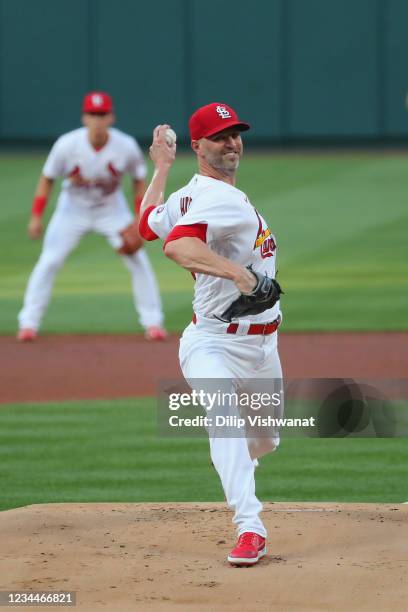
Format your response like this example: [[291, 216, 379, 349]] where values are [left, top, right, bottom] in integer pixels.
[[192, 313, 281, 335]]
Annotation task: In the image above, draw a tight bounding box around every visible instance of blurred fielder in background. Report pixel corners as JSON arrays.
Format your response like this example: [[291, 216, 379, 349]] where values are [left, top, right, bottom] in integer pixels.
[[17, 91, 166, 342]]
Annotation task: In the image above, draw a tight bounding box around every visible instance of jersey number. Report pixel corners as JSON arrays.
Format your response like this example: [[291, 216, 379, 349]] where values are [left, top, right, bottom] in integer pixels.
[[180, 197, 192, 216]]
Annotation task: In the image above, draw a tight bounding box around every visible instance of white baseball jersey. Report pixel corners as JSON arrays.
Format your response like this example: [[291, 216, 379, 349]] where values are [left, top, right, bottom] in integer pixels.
[[43, 127, 146, 208], [146, 174, 281, 323]]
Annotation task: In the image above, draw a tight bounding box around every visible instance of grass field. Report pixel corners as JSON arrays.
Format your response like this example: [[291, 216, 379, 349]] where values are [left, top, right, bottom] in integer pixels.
[[1, 151, 407, 333], [0, 398, 407, 512]]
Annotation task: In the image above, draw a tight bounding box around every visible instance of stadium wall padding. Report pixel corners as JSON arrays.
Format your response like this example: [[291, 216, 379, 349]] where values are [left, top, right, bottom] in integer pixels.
[[0, 0, 407, 142]]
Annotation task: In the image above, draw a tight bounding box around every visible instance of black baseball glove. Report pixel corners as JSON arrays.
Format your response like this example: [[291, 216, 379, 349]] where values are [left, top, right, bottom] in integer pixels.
[[220, 266, 283, 322]]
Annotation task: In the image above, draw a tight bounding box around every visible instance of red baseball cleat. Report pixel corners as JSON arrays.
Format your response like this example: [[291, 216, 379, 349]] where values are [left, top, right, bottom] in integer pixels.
[[144, 326, 168, 341], [227, 532, 267, 566], [17, 328, 37, 342]]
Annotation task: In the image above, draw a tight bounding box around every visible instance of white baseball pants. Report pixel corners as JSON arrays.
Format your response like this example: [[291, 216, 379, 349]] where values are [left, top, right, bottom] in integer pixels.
[[179, 318, 283, 538], [18, 193, 164, 331]]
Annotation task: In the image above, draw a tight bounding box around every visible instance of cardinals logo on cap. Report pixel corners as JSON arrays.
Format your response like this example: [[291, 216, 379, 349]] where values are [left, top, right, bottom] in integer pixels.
[[92, 94, 103, 107], [216, 105, 232, 119]]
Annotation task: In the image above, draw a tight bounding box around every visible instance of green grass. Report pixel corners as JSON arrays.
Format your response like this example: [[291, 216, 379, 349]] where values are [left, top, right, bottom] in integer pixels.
[[0, 152, 407, 333], [0, 398, 406, 511]]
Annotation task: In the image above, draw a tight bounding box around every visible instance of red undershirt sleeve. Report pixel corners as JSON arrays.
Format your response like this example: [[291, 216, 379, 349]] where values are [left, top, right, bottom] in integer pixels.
[[139, 206, 159, 241], [164, 223, 207, 247]]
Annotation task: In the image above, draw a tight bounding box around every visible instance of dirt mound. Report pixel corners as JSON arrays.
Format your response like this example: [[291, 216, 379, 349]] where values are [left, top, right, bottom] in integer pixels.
[[1, 332, 407, 403], [0, 502, 406, 611]]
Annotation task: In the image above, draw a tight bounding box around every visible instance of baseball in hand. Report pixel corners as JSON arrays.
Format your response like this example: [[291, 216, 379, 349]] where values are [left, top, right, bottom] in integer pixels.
[[165, 128, 177, 146]]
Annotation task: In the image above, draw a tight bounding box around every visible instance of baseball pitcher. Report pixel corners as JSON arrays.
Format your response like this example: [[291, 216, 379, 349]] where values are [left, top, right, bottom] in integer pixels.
[[139, 103, 283, 566]]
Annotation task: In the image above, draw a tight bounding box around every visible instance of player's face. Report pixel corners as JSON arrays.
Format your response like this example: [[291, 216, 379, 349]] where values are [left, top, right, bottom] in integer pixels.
[[196, 128, 243, 175], [82, 112, 114, 136]]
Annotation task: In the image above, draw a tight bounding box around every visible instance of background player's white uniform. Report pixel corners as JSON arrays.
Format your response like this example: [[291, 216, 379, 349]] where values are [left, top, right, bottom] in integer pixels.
[[18, 127, 164, 332], [142, 173, 283, 538]]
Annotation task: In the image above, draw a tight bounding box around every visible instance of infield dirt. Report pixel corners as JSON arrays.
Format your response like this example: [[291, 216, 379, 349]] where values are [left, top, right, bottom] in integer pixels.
[[0, 501, 407, 611], [1, 331, 407, 403]]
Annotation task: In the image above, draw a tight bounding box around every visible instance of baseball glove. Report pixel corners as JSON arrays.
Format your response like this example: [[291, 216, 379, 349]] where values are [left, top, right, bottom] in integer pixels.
[[118, 222, 143, 255], [220, 266, 283, 322]]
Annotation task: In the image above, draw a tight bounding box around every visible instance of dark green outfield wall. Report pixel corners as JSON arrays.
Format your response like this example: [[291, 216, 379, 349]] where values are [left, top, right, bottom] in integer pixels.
[[0, 0, 407, 143]]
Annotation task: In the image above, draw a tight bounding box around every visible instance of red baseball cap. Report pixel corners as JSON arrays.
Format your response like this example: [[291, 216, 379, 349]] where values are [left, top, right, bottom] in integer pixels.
[[82, 91, 113, 114], [189, 102, 250, 140]]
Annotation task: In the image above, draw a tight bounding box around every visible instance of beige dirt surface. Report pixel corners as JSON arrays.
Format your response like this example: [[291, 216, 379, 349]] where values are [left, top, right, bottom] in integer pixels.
[[0, 502, 407, 611]]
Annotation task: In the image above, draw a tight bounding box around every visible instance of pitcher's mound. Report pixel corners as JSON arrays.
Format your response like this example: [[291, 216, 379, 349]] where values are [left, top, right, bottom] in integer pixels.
[[0, 502, 406, 611]]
